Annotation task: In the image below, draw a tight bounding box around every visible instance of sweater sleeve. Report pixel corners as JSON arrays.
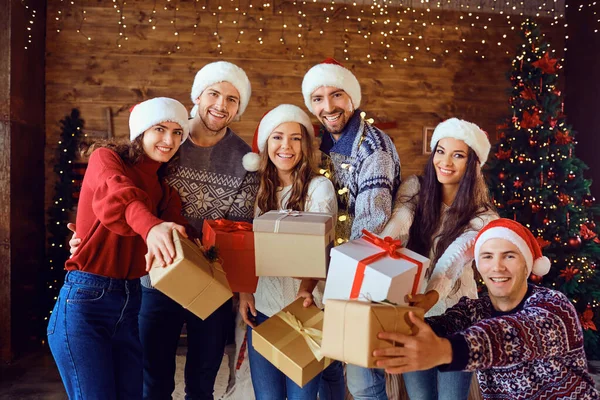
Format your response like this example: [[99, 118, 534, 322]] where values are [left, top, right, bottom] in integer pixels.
[[157, 180, 197, 237], [451, 290, 584, 371], [351, 149, 397, 239], [380, 175, 420, 241], [226, 171, 259, 223], [426, 211, 499, 303], [89, 148, 163, 239], [306, 176, 338, 217]]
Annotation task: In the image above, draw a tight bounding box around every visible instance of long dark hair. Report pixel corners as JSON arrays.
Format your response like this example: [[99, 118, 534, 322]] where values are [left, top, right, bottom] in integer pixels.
[[256, 124, 317, 214], [82, 135, 179, 179], [406, 143, 494, 276]]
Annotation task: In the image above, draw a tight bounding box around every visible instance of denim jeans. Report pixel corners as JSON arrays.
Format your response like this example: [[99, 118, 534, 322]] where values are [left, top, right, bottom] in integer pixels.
[[139, 286, 233, 400], [318, 360, 346, 400], [346, 364, 388, 400], [47, 270, 142, 400], [403, 368, 472, 400], [247, 310, 331, 400]]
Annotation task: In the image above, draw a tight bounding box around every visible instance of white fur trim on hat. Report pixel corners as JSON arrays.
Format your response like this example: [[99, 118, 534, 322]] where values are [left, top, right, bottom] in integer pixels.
[[430, 118, 491, 165], [256, 104, 314, 153], [302, 60, 361, 115], [129, 97, 190, 143], [475, 227, 534, 274], [242, 153, 260, 172], [190, 61, 251, 119]]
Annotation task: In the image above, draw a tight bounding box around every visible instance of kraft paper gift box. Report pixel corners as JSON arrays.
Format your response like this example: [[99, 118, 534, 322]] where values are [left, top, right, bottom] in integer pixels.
[[252, 298, 331, 387], [202, 219, 257, 293], [322, 230, 429, 305], [149, 230, 232, 320], [321, 299, 424, 368], [253, 210, 335, 278]]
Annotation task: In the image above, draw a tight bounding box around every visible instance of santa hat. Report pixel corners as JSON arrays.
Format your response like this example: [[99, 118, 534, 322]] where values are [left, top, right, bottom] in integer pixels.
[[190, 61, 251, 119], [474, 218, 551, 276], [430, 118, 491, 165], [301, 58, 361, 115], [242, 104, 314, 172], [129, 97, 190, 143]]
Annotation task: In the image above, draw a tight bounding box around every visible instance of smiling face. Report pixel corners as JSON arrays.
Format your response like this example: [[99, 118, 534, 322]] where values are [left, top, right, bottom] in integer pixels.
[[309, 86, 354, 135], [141, 121, 184, 163], [266, 122, 304, 184], [432, 137, 469, 186], [478, 238, 530, 311], [193, 81, 240, 133]]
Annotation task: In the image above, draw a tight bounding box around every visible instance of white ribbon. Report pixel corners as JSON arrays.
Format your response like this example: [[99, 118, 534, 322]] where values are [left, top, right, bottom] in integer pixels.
[[274, 209, 301, 233]]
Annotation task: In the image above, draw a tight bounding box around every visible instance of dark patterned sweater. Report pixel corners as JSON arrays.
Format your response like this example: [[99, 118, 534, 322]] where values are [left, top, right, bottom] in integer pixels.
[[428, 285, 599, 399], [320, 109, 401, 240], [141, 128, 258, 288]]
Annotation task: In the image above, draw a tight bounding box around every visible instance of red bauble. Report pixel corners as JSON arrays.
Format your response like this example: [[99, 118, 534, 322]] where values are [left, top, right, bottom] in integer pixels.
[[530, 274, 542, 284], [499, 171, 506, 181], [543, 218, 550, 225], [587, 221, 597, 230], [547, 170, 556, 179], [568, 236, 582, 249], [531, 204, 541, 213], [554, 234, 562, 243], [568, 173, 576, 181], [529, 138, 537, 147], [518, 155, 526, 162], [583, 195, 595, 207]]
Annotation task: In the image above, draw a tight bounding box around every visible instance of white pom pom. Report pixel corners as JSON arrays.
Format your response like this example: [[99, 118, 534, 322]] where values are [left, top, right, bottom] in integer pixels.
[[242, 152, 260, 172], [532, 256, 551, 277]]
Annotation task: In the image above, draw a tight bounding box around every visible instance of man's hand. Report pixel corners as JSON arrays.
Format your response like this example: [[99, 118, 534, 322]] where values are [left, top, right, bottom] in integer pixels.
[[406, 290, 440, 313], [373, 311, 453, 374], [239, 292, 257, 328], [67, 223, 81, 257], [145, 222, 187, 271]]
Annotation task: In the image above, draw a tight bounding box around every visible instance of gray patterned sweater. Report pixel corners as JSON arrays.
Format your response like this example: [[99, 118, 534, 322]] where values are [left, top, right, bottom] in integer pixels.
[[141, 128, 258, 288], [320, 109, 401, 240]]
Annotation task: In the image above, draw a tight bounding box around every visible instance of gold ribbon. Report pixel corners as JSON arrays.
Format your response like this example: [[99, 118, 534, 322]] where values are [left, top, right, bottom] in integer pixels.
[[275, 310, 325, 362]]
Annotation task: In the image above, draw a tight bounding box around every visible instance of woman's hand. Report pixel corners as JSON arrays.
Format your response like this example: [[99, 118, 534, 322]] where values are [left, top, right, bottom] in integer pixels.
[[295, 290, 315, 308], [239, 292, 257, 328], [67, 223, 81, 257], [406, 290, 440, 313], [145, 222, 187, 271]]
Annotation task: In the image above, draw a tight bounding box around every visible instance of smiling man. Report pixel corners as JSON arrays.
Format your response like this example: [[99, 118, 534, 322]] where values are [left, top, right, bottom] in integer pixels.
[[302, 58, 401, 400], [374, 218, 599, 400]]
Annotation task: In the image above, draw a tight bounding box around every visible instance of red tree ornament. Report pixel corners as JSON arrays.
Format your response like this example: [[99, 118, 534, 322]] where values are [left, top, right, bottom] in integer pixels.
[[568, 236, 582, 249], [581, 306, 598, 331], [521, 110, 543, 129], [558, 193, 570, 206], [536, 236, 551, 248], [583, 195, 595, 207], [531, 52, 559, 74], [496, 149, 512, 160], [560, 266, 580, 281], [498, 171, 506, 181], [568, 172, 576, 181], [555, 131, 573, 145], [521, 86, 536, 100], [580, 225, 597, 241], [531, 203, 541, 213], [547, 169, 556, 179], [530, 274, 543, 284], [513, 179, 524, 188]]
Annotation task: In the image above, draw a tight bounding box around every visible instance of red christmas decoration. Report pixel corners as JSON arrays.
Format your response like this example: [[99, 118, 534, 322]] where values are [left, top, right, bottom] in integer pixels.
[[521, 86, 536, 100], [558, 193, 570, 206], [587, 221, 597, 230], [580, 225, 597, 241], [529, 138, 538, 147], [568, 236, 582, 249], [530, 274, 543, 284], [568, 173, 576, 181], [554, 234, 562, 243], [580, 306, 598, 331], [547, 169, 556, 179], [555, 130, 573, 145], [518, 155, 526, 162], [543, 217, 550, 225], [498, 171, 506, 181], [521, 110, 543, 129], [583, 195, 595, 207], [559, 266, 580, 282], [536, 236, 551, 248], [531, 203, 541, 213], [531, 52, 559, 74], [549, 118, 558, 129], [513, 179, 524, 188], [496, 149, 512, 160]]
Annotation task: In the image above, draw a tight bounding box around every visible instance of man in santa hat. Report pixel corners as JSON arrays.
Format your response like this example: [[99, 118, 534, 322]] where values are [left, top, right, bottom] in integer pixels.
[[373, 218, 599, 399], [302, 59, 401, 400]]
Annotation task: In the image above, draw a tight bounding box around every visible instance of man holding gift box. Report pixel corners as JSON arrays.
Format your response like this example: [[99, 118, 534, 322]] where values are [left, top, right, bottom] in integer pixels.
[[374, 219, 599, 399], [302, 59, 401, 399]]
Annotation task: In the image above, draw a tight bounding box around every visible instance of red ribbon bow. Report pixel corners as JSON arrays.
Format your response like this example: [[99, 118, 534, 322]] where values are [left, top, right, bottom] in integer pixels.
[[214, 219, 253, 233], [349, 229, 423, 300]]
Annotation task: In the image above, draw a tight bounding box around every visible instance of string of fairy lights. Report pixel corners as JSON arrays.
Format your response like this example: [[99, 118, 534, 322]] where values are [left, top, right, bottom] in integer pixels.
[[20, 0, 600, 67]]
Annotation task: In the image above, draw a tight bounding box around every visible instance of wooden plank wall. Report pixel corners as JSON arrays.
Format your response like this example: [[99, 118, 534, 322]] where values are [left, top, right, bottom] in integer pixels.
[[45, 1, 565, 211]]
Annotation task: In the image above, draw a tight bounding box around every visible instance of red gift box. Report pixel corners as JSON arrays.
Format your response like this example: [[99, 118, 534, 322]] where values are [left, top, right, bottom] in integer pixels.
[[202, 219, 257, 293]]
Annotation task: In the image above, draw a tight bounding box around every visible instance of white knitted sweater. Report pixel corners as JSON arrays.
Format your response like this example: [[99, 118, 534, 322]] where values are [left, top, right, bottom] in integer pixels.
[[254, 175, 338, 317], [381, 175, 497, 317]]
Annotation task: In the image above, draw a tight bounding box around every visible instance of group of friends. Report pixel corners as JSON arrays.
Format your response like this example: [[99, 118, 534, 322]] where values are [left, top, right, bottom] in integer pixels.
[[47, 58, 599, 400]]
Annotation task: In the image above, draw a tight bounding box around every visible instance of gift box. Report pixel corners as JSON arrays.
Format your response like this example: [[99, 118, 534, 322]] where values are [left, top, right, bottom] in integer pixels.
[[253, 210, 335, 278], [202, 219, 257, 293], [149, 230, 232, 319], [321, 299, 424, 368], [323, 230, 429, 305], [252, 298, 331, 387]]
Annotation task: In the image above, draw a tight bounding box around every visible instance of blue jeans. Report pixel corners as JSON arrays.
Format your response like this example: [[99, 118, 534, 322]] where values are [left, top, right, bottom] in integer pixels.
[[248, 310, 339, 400], [403, 368, 472, 400], [139, 286, 233, 400], [318, 360, 346, 400], [346, 365, 388, 400], [47, 270, 142, 400]]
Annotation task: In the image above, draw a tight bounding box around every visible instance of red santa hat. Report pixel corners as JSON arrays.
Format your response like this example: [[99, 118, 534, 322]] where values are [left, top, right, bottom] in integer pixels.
[[190, 61, 251, 120], [474, 218, 551, 276], [430, 118, 491, 165], [242, 104, 314, 172], [129, 97, 190, 143], [301, 58, 361, 115]]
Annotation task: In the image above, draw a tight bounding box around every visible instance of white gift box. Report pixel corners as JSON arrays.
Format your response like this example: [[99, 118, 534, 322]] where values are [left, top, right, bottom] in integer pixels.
[[322, 232, 430, 305]]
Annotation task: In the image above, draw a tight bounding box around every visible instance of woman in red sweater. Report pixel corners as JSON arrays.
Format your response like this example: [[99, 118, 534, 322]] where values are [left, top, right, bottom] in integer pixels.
[[47, 97, 191, 400]]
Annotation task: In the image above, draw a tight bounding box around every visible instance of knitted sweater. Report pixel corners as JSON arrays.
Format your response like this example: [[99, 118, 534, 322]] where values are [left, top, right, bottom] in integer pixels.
[[66, 148, 189, 279], [141, 129, 258, 288], [429, 285, 599, 400], [320, 110, 400, 240], [254, 176, 337, 317], [381, 175, 498, 317]]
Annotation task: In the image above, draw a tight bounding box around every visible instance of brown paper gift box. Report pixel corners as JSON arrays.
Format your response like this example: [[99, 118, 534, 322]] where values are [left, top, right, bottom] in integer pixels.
[[321, 299, 424, 368], [251, 298, 331, 387], [253, 210, 335, 278], [149, 230, 232, 320]]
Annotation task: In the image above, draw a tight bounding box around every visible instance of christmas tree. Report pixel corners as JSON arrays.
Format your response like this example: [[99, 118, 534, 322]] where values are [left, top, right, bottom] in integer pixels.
[[485, 20, 600, 358]]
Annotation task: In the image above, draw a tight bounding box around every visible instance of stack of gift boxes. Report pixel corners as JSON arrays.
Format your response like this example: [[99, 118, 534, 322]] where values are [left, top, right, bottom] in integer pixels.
[[148, 211, 429, 386]]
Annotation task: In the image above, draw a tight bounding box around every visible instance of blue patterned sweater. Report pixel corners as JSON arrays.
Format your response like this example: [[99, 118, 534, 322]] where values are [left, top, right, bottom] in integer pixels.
[[428, 285, 599, 399], [320, 110, 401, 240]]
